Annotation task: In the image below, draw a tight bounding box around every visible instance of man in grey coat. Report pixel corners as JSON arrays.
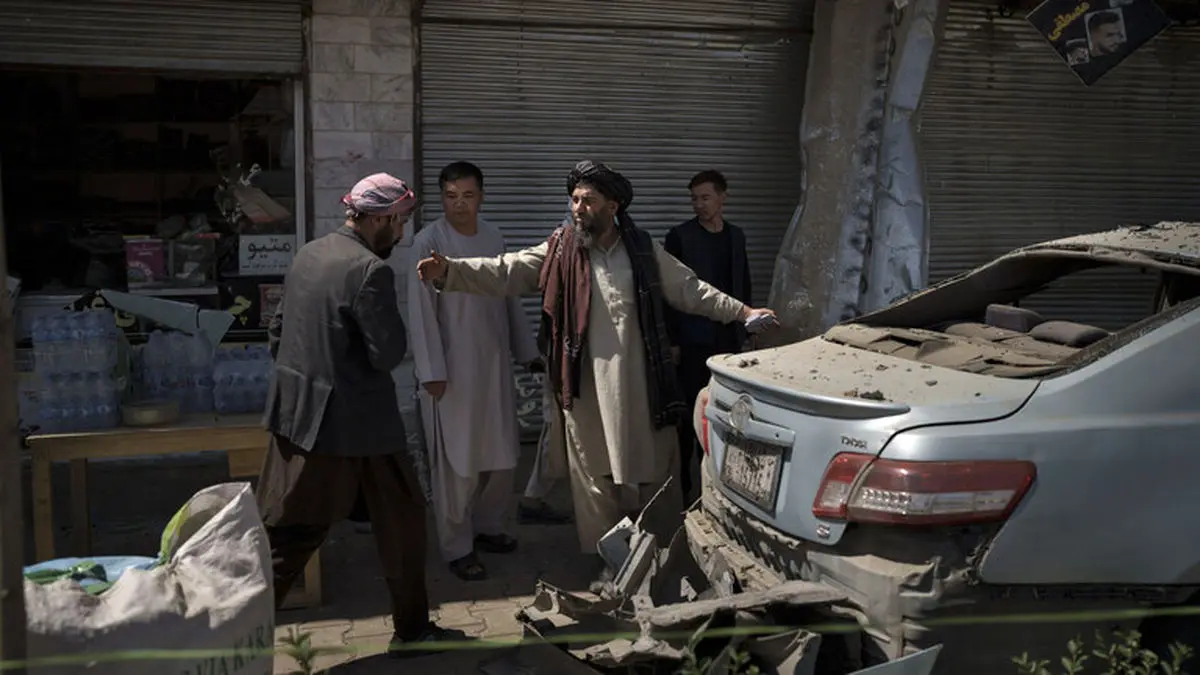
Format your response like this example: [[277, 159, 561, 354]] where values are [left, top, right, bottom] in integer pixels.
[[256, 173, 458, 656]]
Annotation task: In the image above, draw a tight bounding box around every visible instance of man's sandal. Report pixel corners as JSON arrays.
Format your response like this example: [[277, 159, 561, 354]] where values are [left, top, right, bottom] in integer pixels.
[[448, 553, 487, 581], [474, 533, 518, 554]]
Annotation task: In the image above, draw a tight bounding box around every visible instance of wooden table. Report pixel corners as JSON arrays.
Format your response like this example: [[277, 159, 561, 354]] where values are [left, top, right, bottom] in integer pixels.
[[26, 414, 322, 609]]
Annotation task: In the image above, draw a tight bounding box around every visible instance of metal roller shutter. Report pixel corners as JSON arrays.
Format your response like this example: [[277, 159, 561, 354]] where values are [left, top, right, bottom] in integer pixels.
[[419, 0, 810, 431], [0, 0, 303, 74], [920, 0, 1200, 329]]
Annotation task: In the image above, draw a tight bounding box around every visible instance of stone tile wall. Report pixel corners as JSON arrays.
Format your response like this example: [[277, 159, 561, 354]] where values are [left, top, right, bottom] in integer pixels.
[[308, 0, 415, 243], [307, 0, 420, 427]]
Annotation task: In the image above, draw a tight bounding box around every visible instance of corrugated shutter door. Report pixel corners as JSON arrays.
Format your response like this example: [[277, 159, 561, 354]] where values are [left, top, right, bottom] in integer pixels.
[[920, 0, 1200, 329], [0, 0, 303, 74], [419, 0, 808, 432]]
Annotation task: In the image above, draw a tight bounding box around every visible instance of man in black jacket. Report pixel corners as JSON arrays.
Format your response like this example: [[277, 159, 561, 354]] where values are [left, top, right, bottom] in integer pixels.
[[256, 173, 458, 657], [664, 170, 752, 500]]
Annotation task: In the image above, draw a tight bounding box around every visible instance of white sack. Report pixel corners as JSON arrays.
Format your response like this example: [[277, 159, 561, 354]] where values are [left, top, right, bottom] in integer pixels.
[[25, 482, 275, 675]]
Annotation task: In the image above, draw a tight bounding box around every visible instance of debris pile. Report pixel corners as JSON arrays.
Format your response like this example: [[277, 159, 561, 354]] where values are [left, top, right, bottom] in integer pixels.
[[508, 484, 943, 674]]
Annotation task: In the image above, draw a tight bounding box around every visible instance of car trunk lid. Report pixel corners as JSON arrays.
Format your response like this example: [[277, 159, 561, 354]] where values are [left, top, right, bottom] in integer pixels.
[[704, 335, 1040, 545]]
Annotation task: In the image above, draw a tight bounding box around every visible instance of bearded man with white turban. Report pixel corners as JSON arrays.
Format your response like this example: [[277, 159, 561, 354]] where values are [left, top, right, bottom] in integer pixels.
[[416, 161, 777, 578], [258, 173, 459, 656]]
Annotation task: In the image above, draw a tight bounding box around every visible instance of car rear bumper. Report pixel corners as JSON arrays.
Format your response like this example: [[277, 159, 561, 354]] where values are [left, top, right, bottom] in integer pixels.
[[685, 468, 1144, 671]]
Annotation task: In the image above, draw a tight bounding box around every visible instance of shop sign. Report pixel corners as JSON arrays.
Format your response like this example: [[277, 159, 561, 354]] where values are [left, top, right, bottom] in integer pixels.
[[238, 235, 295, 276], [1027, 0, 1171, 86]]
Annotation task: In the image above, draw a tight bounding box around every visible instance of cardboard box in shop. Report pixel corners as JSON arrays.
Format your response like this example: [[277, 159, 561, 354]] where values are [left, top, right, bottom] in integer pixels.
[[125, 238, 166, 288]]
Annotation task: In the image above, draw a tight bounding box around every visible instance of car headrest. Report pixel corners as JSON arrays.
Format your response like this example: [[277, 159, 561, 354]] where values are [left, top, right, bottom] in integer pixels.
[[1028, 321, 1109, 348], [985, 304, 1046, 333]]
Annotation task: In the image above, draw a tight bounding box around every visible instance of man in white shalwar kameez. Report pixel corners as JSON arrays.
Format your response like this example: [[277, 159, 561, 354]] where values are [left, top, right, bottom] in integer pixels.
[[408, 162, 539, 581], [416, 161, 776, 577]]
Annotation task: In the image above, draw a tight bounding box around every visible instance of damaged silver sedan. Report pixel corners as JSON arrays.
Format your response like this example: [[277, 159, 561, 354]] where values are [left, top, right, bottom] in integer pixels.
[[687, 222, 1200, 672]]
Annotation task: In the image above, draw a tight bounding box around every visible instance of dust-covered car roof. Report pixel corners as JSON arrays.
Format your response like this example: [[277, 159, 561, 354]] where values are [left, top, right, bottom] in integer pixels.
[[1013, 221, 1200, 267]]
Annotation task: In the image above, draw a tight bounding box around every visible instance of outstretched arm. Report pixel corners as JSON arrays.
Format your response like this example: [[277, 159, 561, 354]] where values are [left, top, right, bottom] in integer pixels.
[[654, 241, 746, 324], [419, 241, 549, 298], [498, 233, 541, 364]]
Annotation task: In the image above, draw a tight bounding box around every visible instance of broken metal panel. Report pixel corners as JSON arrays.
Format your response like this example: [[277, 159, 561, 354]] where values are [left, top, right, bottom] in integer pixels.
[[637, 581, 845, 629], [518, 486, 851, 673], [767, 0, 899, 340], [519, 581, 832, 671], [597, 517, 636, 573], [515, 484, 945, 674], [861, 0, 942, 314]]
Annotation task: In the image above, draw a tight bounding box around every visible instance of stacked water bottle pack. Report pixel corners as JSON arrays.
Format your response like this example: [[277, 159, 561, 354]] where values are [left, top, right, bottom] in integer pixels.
[[32, 310, 122, 433], [141, 330, 215, 414], [213, 344, 272, 414]]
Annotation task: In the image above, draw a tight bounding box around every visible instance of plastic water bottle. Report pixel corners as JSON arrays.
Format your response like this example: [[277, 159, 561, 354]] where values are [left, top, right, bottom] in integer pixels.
[[213, 350, 235, 414], [145, 331, 167, 399], [59, 373, 85, 432], [171, 332, 192, 408], [183, 334, 213, 413], [87, 310, 116, 373], [107, 374, 122, 428], [38, 374, 62, 433], [91, 373, 118, 429], [142, 334, 158, 398], [32, 316, 47, 374], [99, 311, 119, 372], [45, 313, 67, 376], [79, 373, 100, 430], [147, 331, 184, 405], [81, 312, 102, 372], [248, 356, 269, 412], [229, 371, 248, 413], [194, 342, 215, 413], [64, 313, 87, 374]]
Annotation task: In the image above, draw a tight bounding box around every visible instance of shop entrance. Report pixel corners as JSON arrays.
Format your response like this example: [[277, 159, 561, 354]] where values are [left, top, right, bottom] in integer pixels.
[[0, 68, 301, 342]]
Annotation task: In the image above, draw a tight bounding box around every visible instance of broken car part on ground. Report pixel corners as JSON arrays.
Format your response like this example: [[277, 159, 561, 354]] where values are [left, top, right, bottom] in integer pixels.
[[514, 484, 941, 675]]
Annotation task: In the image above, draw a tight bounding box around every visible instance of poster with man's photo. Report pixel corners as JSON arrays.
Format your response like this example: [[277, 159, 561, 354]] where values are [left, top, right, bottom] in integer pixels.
[[1027, 0, 1172, 85]]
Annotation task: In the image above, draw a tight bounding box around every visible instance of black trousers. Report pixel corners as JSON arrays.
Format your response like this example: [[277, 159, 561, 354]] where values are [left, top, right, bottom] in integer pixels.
[[676, 345, 724, 498], [256, 435, 431, 639]]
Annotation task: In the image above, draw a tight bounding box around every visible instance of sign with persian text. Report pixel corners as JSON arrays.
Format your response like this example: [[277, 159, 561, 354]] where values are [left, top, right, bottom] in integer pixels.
[[1027, 0, 1171, 85], [237, 234, 294, 276]]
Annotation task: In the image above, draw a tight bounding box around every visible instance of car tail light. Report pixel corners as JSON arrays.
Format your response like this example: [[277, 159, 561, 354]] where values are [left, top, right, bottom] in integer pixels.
[[693, 388, 711, 456], [812, 453, 1036, 526]]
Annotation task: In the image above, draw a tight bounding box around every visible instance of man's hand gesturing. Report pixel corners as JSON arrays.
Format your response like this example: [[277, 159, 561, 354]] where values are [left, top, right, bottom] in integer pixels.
[[416, 249, 449, 282]]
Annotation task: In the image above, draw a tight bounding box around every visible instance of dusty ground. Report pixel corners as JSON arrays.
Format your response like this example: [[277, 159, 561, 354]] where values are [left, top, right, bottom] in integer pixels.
[[19, 442, 598, 674], [271, 513, 595, 673]]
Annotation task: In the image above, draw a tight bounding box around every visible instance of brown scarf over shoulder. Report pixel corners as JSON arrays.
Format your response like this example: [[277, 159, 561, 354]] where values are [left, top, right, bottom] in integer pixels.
[[537, 160, 685, 430], [538, 224, 591, 412]]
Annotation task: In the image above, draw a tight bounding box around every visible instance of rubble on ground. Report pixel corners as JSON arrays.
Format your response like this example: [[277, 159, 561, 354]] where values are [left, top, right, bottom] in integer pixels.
[[508, 483, 943, 675]]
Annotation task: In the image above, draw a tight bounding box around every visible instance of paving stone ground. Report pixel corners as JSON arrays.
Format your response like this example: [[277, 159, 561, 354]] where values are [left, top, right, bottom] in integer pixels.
[[258, 443, 595, 674], [271, 513, 595, 674]]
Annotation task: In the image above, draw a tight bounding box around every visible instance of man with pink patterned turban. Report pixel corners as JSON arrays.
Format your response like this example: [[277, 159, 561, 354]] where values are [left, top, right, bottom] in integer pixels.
[[257, 173, 460, 656]]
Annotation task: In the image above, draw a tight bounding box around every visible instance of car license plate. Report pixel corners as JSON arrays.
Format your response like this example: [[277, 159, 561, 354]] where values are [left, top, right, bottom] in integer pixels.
[[720, 437, 785, 512]]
